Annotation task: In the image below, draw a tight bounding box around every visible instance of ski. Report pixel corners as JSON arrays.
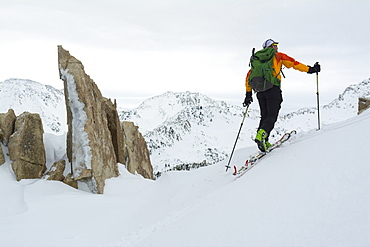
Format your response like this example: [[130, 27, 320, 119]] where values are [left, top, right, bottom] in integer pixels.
[[233, 130, 296, 178]]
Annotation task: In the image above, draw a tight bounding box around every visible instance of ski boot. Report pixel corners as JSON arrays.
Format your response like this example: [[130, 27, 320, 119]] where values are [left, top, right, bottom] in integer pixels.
[[265, 140, 272, 150], [255, 129, 268, 152]]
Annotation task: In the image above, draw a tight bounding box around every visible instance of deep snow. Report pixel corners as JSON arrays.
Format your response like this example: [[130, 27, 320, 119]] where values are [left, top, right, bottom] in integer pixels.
[[1, 109, 370, 247]]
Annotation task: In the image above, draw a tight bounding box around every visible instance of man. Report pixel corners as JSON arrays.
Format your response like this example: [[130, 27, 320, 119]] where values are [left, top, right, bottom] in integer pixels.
[[243, 39, 320, 152]]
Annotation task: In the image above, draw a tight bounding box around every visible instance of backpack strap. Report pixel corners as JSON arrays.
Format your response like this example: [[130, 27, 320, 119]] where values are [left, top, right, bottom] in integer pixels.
[[272, 54, 286, 79]]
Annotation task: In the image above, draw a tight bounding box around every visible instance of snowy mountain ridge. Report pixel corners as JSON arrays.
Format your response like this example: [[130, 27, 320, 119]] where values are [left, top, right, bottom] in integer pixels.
[[119, 91, 260, 170], [0, 78, 66, 133], [120, 79, 370, 170], [119, 91, 255, 133], [1, 78, 369, 171]]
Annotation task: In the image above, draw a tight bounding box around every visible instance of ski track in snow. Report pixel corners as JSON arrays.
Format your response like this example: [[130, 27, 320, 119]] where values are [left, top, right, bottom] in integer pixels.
[[117, 172, 235, 247]]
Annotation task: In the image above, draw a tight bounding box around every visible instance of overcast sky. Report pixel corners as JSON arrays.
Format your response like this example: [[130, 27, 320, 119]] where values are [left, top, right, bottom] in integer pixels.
[[1, 0, 369, 111]]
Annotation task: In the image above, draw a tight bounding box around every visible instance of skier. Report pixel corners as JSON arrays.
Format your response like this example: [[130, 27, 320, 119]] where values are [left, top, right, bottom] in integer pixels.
[[243, 39, 320, 152]]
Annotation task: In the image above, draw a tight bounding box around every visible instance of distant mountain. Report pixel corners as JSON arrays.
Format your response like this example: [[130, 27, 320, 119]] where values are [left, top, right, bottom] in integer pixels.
[[119, 91, 260, 171], [276, 78, 370, 134], [1, 78, 369, 172], [120, 79, 370, 171], [0, 79, 66, 133]]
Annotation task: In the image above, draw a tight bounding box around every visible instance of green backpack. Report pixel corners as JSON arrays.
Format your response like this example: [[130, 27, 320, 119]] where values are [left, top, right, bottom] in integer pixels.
[[248, 47, 281, 92]]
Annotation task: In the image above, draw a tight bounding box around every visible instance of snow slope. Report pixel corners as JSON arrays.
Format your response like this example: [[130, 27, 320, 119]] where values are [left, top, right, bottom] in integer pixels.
[[1, 106, 369, 247]]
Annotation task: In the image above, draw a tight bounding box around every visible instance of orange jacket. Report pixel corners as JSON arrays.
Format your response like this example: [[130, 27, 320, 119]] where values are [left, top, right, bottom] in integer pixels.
[[245, 52, 310, 92]]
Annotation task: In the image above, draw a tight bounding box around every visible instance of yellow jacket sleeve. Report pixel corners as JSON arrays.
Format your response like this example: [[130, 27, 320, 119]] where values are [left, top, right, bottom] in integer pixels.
[[274, 52, 309, 74], [245, 70, 252, 92]]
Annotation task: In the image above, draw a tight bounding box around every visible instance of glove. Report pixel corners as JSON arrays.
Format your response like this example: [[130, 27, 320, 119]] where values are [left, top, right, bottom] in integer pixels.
[[307, 62, 321, 74], [243, 91, 253, 107]]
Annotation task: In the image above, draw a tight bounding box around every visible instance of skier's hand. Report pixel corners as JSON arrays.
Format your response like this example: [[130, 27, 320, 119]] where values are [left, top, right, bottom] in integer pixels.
[[307, 62, 321, 74], [243, 91, 253, 107]]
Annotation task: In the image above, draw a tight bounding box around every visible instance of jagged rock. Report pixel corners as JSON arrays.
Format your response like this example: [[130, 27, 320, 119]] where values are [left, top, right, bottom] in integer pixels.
[[102, 98, 126, 164], [45, 160, 66, 181], [0, 109, 16, 145], [358, 97, 370, 115], [8, 112, 46, 181], [63, 173, 78, 189], [122, 121, 153, 179], [58, 45, 119, 194], [0, 143, 5, 166]]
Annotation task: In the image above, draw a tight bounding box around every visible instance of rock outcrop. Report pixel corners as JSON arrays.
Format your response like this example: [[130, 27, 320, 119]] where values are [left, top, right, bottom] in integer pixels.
[[0, 143, 5, 166], [1, 70, 154, 191], [358, 97, 370, 115], [8, 112, 46, 181], [63, 173, 78, 189], [102, 98, 126, 164], [44, 160, 66, 181], [0, 46, 155, 192], [122, 121, 153, 180], [58, 46, 120, 193], [0, 109, 16, 145]]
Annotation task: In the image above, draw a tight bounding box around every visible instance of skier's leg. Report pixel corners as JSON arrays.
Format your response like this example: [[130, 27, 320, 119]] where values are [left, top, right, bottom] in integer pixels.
[[257, 92, 268, 130], [259, 86, 283, 135]]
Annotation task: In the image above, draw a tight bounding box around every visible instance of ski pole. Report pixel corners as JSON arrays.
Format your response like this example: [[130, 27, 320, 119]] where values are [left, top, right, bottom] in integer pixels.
[[225, 105, 249, 172], [315, 62, 320, 130]]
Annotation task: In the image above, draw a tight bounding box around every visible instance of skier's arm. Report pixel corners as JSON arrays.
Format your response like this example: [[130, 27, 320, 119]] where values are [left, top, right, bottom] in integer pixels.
[[245, 70, 252, 92], [243, 70, 253, 106], [278, 53, 309, 73]]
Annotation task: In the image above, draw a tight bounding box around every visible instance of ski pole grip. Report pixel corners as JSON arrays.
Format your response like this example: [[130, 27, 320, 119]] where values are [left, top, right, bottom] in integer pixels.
[[314, 61, 320, 74]]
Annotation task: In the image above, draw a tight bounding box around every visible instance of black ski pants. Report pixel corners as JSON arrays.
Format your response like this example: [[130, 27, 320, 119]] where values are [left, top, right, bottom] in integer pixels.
[[256, 85, 283, 138]]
